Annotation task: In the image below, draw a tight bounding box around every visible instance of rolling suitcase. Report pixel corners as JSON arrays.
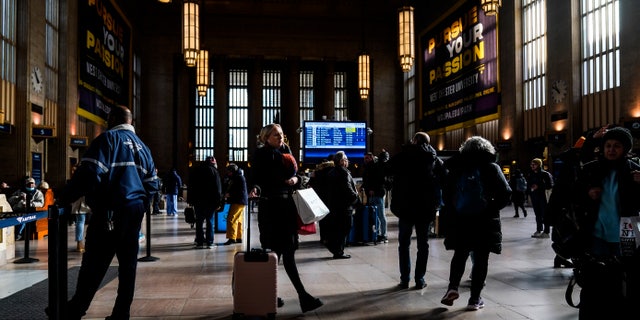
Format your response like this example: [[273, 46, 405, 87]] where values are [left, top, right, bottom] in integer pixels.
[[348, 205, 378, 245], [232, 199, 278, 320], [215, 203, 230, 233]]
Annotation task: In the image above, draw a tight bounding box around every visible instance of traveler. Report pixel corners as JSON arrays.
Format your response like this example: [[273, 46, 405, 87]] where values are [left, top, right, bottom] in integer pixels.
[[528, 158, 554, 238], [223, 163, 247, 245], [188, 156, 223, 248], [325, 151, 359, 259], [249, 123, 323, 313], [362, 150, 390, 242], [389, 132, 446, 290], [439, 136, 511, 311], [509, 169, 527, 218], [163, 168, 182, 216]]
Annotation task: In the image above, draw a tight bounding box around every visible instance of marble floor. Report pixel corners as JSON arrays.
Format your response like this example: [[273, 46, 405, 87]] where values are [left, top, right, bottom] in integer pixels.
[[1, 203, 580, 320]]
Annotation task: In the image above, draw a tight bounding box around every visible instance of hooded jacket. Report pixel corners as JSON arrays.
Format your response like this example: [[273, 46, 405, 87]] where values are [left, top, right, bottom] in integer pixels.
[[440, 142, 511, 254]]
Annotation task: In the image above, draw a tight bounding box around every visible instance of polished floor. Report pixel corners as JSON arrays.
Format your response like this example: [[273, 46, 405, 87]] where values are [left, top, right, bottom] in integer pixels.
[[1, 202, 580, 319]]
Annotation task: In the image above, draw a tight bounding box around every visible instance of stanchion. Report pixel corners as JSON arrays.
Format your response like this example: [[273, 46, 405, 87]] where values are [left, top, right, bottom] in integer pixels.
[[13, 221, 39, 264], [138, 211, 159, 262], [47, 205, 68, 320]]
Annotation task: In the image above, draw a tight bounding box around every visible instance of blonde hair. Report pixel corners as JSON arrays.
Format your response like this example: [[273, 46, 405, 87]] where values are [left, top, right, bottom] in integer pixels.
[[258, 123, 282, 144]]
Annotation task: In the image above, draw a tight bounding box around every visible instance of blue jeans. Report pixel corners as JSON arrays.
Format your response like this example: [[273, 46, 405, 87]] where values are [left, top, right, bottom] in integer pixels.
[[166, 194, 178, 215], [195, 206, 215, 245], [369, 195, 386, 238], [398, 218, 430, 284], [75, 214, 86, 241]]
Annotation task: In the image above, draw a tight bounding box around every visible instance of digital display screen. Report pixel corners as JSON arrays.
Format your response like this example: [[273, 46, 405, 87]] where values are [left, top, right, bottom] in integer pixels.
[[303, 121, 367, 164]]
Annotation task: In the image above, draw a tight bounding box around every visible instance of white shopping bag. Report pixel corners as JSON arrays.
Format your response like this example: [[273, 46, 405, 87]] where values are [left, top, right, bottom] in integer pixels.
[[293, 188, 330, 224]]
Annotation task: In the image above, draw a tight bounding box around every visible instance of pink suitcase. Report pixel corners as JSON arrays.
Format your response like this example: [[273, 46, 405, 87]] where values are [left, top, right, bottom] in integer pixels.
[[232, 199, 278, 320], [232, 250, 278, 319]]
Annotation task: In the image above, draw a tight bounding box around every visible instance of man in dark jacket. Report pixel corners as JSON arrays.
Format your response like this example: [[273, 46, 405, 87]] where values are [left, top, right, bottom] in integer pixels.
[[56, 105, 159, 320], [362, 150, 390, 242], [528, 157, 554, 238], [188, 156, 223, 248], [163, 168, 183, 216], [390, 132, 446, 290], [325, 151, 359, 259]]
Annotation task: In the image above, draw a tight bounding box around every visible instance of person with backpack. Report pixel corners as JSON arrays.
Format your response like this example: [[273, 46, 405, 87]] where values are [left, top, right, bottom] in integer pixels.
[[509, 168, 528, 218], [571, 127, 640, 319], [439, 136, 511, 311], [527, 158, 554, 238], [389, 132, 446, 290]]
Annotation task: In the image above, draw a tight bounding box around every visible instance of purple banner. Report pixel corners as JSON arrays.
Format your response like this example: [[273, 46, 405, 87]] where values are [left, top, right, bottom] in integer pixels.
[[78, 0, 131, 125], [420, 3, 500, 130]]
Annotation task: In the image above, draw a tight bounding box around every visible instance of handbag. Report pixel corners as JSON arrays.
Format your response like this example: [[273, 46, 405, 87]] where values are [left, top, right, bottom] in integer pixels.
[[297, 215, 317, 235], [293, 188, 329, 224]]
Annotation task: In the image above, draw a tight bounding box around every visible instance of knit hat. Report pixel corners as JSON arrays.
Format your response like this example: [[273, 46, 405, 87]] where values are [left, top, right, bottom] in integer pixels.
[[602, 127, 633, 153]]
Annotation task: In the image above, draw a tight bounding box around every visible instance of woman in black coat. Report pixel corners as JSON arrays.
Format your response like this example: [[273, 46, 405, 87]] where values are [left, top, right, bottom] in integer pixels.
[[249, 123, 323, 313], [439, 136, 511, 311]]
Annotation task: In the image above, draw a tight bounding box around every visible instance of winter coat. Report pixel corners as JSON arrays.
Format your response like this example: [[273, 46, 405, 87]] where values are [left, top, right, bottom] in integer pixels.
[[362, 151, 389, 197], [327, 166, 360, 214], [188, 162, 223, 210], [163, 170, 183, 195], [440, 150, 511, 254], [389, 143, 446, 223], [573, 156, 640, 252], [225, 168, 248, 205]]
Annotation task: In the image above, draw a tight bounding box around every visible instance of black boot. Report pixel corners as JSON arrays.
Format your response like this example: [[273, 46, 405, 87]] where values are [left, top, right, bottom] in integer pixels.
[[299, 293, 323, 313]]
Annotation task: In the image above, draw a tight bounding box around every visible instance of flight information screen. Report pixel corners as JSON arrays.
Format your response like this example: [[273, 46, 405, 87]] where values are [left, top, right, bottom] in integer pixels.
[[303, 121, 367, 164]]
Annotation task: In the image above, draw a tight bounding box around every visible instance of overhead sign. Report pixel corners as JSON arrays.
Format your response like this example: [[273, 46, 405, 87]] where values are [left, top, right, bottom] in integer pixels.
[[32, 126, 55, 138]]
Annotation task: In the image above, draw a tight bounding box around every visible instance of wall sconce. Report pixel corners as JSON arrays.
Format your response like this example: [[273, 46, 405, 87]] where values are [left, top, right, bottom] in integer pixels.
[[182, 0, 200, 67], [196, 49, 209, 96], [358, 53, 370, 100], [480, 0, 502, 16], [157, 0, 171, 3], [398, 6, 414, 72]]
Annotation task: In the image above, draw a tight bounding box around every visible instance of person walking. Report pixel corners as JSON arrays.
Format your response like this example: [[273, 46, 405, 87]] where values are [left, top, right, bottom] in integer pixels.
[[439, 136, 511, 311], [325, 151, 359, 259], [528, 158, 554, 238], [572, 127, 640, 319], [362, 150, 390, 243], [249, 123, 323, 313], [163, 168, 182, 216], [509, 169, 528, 218], [223, 163, 247, 245], [389, 132, 446, 290], [188, 156, 223, 248], [54, 105, 159, 320]]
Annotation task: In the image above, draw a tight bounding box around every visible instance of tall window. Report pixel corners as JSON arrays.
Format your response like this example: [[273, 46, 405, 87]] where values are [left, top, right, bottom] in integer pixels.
[[581, 0, 620, 94], [0, 0, 16, 124], [334, 71, 348, 121], [522, 0, 547, 110], [229, 69, 249, 162], [194, 70, 215, 161], [262, 69, 281, 126], [299, 70, 315, 159]]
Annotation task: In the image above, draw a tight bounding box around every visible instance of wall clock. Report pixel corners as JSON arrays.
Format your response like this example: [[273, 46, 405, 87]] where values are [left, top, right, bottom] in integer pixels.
[[31, 67, 43, 94], [551, 80, 567, 103]]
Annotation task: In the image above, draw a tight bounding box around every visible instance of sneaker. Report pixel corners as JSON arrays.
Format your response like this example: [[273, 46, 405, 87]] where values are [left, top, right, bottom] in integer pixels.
[[195, 244, 206, 249], [531, 231, 542, 238], [414, 281, 427, 290], [440, 289, 459, 306], [539, 232, 550, 238], [397, 282, 409, 289], [466, 297, 485, 311], [378, 235, 389, 243]]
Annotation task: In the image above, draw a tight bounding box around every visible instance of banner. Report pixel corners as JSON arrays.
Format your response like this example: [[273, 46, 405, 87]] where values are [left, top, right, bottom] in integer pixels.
[[78, 0, 132, 125], [420, 3, 500, 131]]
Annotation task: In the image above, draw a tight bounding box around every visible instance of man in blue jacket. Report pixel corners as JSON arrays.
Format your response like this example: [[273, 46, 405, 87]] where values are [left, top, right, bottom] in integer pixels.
[[56, 105, 159, 320]]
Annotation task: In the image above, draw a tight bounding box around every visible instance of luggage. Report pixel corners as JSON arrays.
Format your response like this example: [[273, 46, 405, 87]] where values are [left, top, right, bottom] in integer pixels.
[[348, 205, 378, 245], [232, 198, 278, 320], [215, 203, 230, 233], [184, 206, 195, 228]]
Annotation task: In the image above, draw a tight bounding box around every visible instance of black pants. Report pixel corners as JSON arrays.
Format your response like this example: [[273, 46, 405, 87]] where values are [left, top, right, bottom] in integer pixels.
[[322, 211, 352, 256], [68, 203, 146, 320]]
